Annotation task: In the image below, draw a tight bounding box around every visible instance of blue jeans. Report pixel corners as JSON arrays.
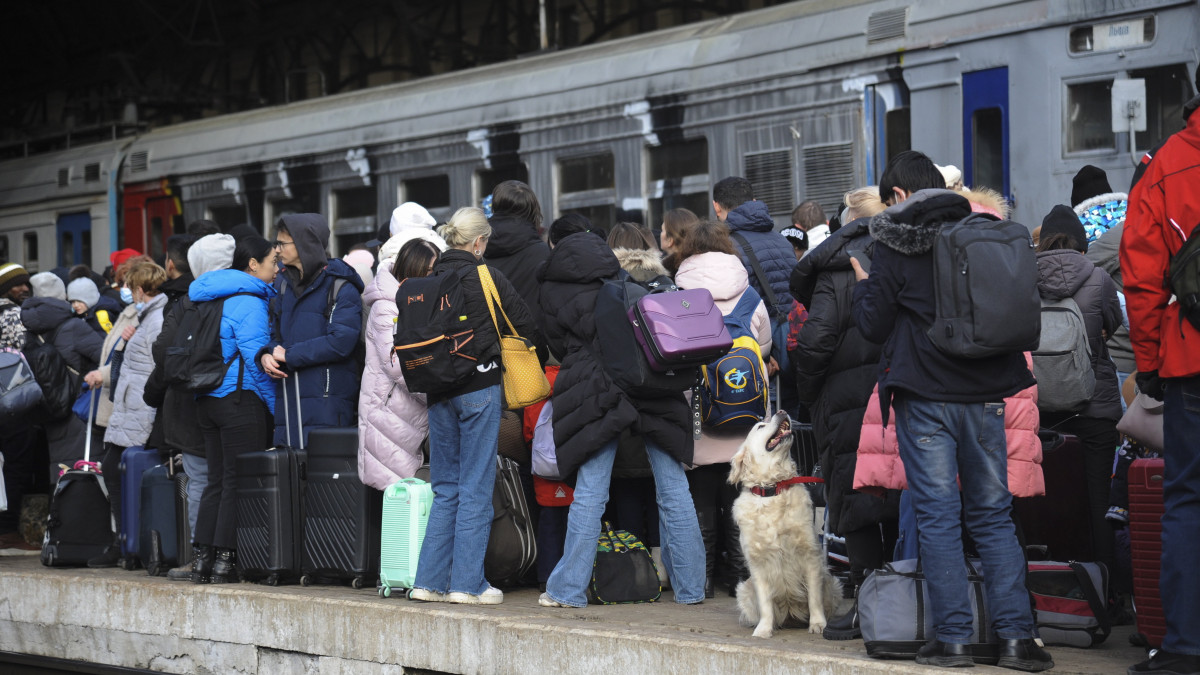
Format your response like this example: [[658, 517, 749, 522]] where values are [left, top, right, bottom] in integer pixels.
[[893, 393, 1034, 643], [545, 436, 706, 607], [413, 385, 500, 596], [181, 453, 207, 543], [1161, 375, 1200, 655]]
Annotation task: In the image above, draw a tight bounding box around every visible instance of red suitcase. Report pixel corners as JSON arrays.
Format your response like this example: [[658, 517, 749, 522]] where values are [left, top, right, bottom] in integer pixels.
[[1128, 458, 1166, 649]]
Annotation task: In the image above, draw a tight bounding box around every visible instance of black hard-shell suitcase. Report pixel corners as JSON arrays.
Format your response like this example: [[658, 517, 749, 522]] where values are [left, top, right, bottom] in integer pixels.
[[174, 461, 192, 561], [1013, 431, 1093, 562], [485, 455, 537, 587], [236, 375, 306, 585], [139, 463, 178, 575], [41, 388, 114, 567], [300, 427, 382, 589]]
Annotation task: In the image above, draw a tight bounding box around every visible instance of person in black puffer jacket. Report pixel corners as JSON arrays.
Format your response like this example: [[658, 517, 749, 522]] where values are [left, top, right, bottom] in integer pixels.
[[485, 181, 551, 335], [536, 231, 705, 609], [789, 195, 900, 640]]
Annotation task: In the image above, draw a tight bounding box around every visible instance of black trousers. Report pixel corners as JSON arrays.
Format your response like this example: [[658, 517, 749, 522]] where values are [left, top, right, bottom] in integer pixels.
[[98, 440, 124, 542], [194, 392, 270, 550]]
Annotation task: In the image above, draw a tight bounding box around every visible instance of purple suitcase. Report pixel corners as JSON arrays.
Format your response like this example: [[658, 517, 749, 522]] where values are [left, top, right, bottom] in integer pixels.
[[629, 288, 732, 372]]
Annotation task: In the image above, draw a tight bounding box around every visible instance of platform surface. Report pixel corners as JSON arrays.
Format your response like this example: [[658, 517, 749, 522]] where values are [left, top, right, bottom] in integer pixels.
[[0, 555, 1145, 674]]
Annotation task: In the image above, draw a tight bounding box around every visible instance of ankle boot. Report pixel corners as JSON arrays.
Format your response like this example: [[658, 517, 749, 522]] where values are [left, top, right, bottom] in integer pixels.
[[191, 544, 214, 584], [211, 548, 238, 584], [695, 502, 718, 599], [822, 597, 861, 640]]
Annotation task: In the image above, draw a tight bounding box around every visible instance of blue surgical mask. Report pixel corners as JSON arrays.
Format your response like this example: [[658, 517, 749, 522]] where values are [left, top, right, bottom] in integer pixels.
[[135, 302, 146, 312], [120, 287, 133, 304]]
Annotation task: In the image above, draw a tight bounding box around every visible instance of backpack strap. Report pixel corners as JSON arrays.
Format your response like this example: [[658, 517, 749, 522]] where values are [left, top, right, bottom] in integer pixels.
[[325, 278, 347, 321], [1068, 561, 1112, 638], [726, 286, 762, 337], [731, 232, 783, 319]]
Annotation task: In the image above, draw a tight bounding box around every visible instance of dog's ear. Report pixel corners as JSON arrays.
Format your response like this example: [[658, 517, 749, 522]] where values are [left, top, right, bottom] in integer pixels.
[[728, 446, 746, 485]]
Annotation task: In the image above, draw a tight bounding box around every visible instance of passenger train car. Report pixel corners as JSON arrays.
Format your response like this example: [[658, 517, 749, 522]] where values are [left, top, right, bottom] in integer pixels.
[[0, 0, 1196, 273]]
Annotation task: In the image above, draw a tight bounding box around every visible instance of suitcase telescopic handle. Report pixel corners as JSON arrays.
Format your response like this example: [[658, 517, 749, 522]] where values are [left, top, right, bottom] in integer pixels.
[[282, 370, 303, 448]]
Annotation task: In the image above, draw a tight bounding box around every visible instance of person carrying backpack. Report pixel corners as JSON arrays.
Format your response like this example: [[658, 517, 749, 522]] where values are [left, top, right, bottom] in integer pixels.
[[674, 220, 771, 599], [188, 237, 278, 584], [1034, 205, 1123, 586]]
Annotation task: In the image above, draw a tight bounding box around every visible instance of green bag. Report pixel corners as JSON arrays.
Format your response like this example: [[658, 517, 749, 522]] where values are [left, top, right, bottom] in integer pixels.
[[586, 522, 661, 605]]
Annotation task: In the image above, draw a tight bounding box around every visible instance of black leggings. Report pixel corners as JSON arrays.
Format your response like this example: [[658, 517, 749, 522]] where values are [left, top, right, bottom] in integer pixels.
[[194, 392, 271, 549]]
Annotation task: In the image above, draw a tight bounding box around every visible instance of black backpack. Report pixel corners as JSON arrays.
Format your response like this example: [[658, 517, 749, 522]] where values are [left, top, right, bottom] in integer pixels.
[[927, 213, 1042, 358], [163, 294, 251, 394], [393, 266, 480, 395], [1168, 221, 1200, 332], [593, 271, 696, 397], [22, 329, 79, 422]]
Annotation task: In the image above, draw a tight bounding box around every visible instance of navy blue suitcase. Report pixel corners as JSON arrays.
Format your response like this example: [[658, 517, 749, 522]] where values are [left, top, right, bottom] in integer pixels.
[[118, 446, 159, 569], [139, 463, 178, 575], [301, 427, 381, 589]]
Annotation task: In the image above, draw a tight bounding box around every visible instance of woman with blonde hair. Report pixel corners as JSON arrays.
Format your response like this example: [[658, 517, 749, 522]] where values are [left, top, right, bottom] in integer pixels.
[[408, 206, 543, 606]]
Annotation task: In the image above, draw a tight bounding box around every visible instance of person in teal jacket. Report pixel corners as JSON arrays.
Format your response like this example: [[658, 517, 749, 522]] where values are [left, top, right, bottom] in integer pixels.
[[188, 236, 278, 585]]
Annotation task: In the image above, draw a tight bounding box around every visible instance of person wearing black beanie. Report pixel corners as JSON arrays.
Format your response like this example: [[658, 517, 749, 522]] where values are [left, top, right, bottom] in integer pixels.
[[1041, 204, 1088, 253], [1071, 165, 1113, 208]]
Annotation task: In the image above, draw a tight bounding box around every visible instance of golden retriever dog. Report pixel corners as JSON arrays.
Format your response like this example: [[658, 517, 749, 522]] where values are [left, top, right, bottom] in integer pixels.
[[728, 411, 842, 638]]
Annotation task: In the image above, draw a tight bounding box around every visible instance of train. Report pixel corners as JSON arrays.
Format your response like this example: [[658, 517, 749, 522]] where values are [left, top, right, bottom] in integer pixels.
[[1, 0, 1196, 274]]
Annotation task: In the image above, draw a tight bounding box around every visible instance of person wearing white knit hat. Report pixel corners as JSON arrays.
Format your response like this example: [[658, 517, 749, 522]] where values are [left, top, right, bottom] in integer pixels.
[[373, 202, 446, 262]]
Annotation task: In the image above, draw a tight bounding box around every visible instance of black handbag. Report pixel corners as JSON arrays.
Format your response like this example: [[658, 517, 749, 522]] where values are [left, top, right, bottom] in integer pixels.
[[587, 522, 661, 605]]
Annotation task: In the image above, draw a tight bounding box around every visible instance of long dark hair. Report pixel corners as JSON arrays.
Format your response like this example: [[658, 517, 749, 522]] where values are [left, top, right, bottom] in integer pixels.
[[233, 236, 273, 272], [392, 239, 440, 280]]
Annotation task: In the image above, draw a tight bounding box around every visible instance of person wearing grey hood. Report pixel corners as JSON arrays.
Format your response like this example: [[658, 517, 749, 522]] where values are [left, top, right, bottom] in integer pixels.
[[30, 271, 66, 301], [259, 213, 363, 446]]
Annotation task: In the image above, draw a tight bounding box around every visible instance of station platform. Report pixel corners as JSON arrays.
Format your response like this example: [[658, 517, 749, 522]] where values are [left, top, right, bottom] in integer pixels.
[[0, 553, 1144, 674]]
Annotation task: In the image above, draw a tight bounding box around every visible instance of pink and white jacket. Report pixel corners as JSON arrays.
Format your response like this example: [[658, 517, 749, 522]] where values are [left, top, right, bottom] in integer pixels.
[[852, 354, 1044, 498], [357, 265, 426, 490]]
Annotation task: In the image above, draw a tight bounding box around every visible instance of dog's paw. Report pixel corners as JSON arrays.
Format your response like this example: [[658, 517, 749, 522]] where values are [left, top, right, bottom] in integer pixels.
[[807, 620, 826, 634], [752, 625, 774, 639]]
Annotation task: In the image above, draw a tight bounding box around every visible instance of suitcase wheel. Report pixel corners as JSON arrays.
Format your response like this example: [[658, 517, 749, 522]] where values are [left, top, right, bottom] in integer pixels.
[[352, 576, 365, 590], [380, 585, 391, 598], [266, 574, 280, 586], [300, 574, 312, 587]]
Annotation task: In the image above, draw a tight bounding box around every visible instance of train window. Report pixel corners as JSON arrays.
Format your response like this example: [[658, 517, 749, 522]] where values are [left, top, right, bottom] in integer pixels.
[[1131, 64, 1193, 151], [60, 232, 75, 267], [150, 217, 165, 258], [0, 235, 7, 261], [972, 108, 1004, 195], [559, 154, 614, 193], [648, 193, 711, 232], [1069, 16, 1155, 54], [208, 206, 245, 231], [23, 233, 38, 271], [477, 165, 530, 203], [1066, 80, 1114, 152], [648, 139, 707, 182], [560, 205, 617, 232], [885, 108, 912, 164], [333, 185, 378, 255], [402, 175, 451, 209], [81, 231, 91, 270]]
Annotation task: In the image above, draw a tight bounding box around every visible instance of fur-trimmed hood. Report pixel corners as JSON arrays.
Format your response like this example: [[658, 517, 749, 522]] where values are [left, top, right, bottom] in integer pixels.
[[612, 247, 668, 283], [868, 189, 972, 256], [1073, 192, 1128, 244], [962, 187, 1010, 220]]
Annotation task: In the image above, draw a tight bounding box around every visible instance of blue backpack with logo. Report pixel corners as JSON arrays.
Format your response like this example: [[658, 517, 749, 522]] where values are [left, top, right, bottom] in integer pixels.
[[699, 287, 768, 429]]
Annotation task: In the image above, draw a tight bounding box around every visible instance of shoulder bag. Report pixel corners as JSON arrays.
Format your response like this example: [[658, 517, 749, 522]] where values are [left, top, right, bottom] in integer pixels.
[[477, 266, 550, 410]]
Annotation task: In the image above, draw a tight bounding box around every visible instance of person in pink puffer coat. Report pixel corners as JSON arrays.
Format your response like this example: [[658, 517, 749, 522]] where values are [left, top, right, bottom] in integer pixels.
[[357, 238, 442, 490], [853, 354, 1044, 498]]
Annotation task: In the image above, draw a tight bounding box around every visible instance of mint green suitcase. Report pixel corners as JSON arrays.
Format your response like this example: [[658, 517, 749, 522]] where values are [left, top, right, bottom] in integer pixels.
[[378, 477, 433, 598]]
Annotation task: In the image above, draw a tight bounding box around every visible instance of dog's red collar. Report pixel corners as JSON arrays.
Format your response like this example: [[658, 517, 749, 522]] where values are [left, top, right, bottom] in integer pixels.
[[748, 476, 823, 498]]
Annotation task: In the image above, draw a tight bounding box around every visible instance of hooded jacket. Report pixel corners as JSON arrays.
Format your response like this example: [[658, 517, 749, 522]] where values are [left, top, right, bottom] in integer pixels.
[[1036, 249, 1123, 420], [1074, 192, 1128, 245], [20, 296, 103, 373], [1121, 94, 1200, 379], [105, 293, 168, 448], [675, 251, 771, 466], [383, 205, 447, 258], [724, 200, 796, 315], [788, 217, 896, 535], [191, 269, 277, 413], [852, 190, 1035, 406], [538, 233, 693, 477], [486, 213, 551, 327], [358, 264, 426, 489], [612, 248, 669, 283], [143, 272, 207, 457], [266, 214, 363, 444]]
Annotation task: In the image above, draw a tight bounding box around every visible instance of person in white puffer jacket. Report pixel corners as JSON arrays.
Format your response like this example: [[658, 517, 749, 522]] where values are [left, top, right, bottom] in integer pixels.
[[356, 236, 442, 489]]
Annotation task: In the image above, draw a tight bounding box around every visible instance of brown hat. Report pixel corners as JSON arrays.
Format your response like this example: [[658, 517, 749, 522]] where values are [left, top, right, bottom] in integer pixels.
[[0, 262, 31, 296]]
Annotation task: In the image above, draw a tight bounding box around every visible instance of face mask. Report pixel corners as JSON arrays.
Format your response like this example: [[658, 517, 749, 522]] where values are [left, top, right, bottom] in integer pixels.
[[135, 302, 146, 312], [120, 287, 133, 304]]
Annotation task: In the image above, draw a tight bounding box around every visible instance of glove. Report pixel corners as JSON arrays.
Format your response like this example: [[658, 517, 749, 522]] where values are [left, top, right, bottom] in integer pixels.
[[1135, 370, 1165, 401]]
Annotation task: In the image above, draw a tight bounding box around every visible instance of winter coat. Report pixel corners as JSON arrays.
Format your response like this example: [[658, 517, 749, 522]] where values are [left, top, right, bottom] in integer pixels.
[[675, 251, 772, 467], [20, 297, 103, 373], [192, 269, 278, 414], [1035, 249, 1123, 420], [486, 213, 551, 330], [1086, 223, 1135, 373], [105, 293, 167, 448], [853, 354, 1044, 499], [358, 264, 426, 489], [144, 274, 205, 457], [1074, 192, 1128, 245], [788, 217, 897, 536], [724, 200, 796, 315], [852, 190, 1034, 411], [538, 232, 693, 477], [94, 304, 139, 428], [613, 247, 669, 283], [265, 214, 363, 444], [1121, 95, 1200, 379]]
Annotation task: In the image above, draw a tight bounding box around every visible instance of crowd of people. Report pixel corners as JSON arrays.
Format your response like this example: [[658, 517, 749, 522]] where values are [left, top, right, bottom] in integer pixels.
[[0, 70, 1197, 675]]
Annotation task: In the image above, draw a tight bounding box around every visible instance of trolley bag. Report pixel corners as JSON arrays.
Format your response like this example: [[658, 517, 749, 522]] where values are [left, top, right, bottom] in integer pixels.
[[41, 388, 115, 567], [1027, 560, 1111, 647], [630, 287, 732, 372], [594, 273, 696, 396], [859, 558, 998, 663], [1128, 457, 1166, 649], [237, 374, 306, 585], [378, 477, 434, 597], [173, 457, 192, 564], [117, 446, 158, 569], [1013, 431, 1093, 562], [301, 426, 382, 589], [484, 455, 537, 587], [587, 522, 661, 604], [139, 463, 179, 576]]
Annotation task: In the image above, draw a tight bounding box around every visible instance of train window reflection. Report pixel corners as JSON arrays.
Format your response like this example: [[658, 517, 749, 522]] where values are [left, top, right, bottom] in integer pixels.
[[24, 233, 39, 271], [1067, 80, 1114, 152], [403, 175, 450, 209], [1131, 64, 1192, 151], [648, 139, 707, 182], [559, 154, 614, 193], [972, 108, 1004, 194]]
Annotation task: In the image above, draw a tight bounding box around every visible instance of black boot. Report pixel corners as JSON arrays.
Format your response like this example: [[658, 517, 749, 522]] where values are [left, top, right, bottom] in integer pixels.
[[86, 544, 122, 569], [191, 544, 215, 584], [996, 638, 1053, 672], [822, 598, 861, 640], [211, 547, 238, 584], [722, 499, 749, 597], [695, 500, 718, 599]]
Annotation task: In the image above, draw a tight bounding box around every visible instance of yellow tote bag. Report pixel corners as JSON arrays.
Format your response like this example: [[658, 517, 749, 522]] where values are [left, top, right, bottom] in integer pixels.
[[477, 266, 551, 410]]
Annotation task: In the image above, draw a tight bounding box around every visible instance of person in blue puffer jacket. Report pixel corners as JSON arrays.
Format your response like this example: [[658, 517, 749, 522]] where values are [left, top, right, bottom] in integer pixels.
[[258, 213, 364, 447], [189, 236, 278, 585]]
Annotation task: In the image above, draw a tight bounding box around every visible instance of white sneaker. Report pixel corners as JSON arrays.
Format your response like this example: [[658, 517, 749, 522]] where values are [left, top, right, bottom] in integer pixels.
[[538, 592, 568, 608], [447, 586, 504, 605], [408, 587, 447, 602]]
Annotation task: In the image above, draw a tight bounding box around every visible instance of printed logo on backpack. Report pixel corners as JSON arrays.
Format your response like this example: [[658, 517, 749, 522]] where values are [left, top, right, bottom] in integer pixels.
[[699, 287, 768, 429], [392, 266, 480, 396]]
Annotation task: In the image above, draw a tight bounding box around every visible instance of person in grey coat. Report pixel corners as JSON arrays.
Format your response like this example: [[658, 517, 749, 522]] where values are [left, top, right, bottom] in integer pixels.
[[1085, 222, 1136, 392]]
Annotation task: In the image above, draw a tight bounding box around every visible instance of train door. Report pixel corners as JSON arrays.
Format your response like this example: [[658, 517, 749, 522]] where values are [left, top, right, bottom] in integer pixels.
[[963, 67, 1010, 199], [865, 82, 911, 183], [56, 212, 91, 267], [122, 180, 182, 257]]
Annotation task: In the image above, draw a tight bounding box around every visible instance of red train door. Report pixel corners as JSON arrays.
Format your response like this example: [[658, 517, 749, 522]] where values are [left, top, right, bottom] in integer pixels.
[[122, 179, 181, 257]]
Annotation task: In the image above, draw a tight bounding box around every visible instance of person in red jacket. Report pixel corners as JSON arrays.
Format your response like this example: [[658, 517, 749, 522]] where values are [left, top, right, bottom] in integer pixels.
[[1119, 78, 1200, 675]]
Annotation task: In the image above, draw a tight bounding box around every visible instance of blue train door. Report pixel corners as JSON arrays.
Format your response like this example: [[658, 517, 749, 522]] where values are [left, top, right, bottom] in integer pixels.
[[962, 67, 1010, 200], [56, 211, 91, 268]]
